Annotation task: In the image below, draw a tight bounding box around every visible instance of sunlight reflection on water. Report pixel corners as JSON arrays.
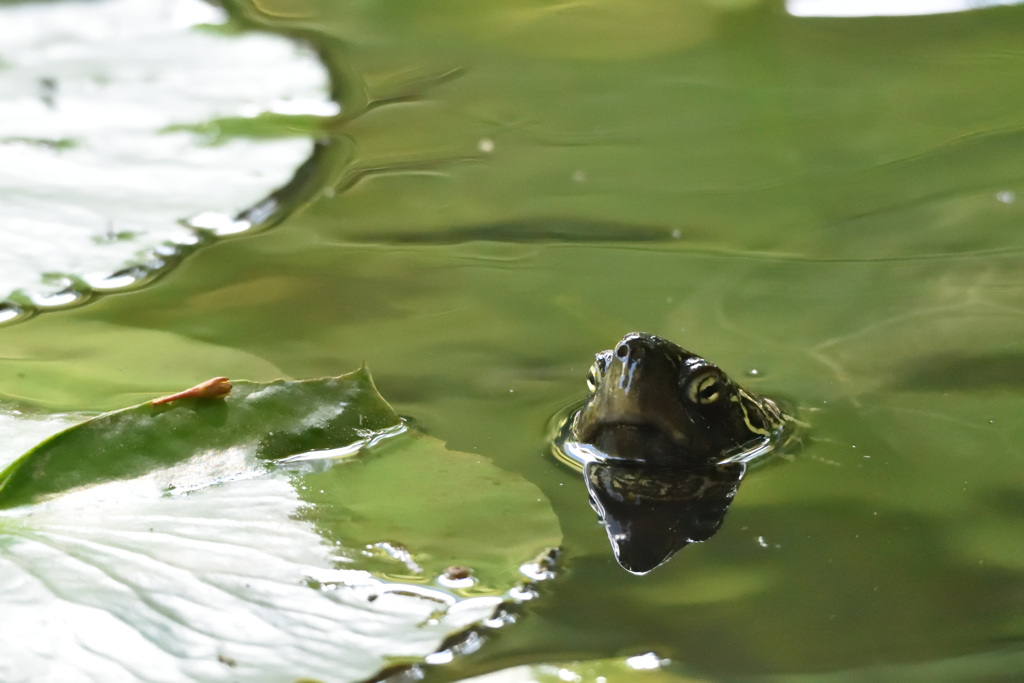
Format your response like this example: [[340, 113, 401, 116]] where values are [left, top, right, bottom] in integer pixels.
[[788, 0, 1023, 16]]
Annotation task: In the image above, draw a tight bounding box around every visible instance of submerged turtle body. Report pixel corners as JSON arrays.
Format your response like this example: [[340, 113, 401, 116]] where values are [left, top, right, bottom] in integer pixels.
[[554, 332, 796, 574], [558, 332, 792, 470]]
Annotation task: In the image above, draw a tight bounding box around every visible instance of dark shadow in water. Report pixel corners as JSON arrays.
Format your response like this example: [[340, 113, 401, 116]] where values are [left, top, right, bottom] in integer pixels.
[[347, 219, 680, 245], [584, 460, 746, 574]]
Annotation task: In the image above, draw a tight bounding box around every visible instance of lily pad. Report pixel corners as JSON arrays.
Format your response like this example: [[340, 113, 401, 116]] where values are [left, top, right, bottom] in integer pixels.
[[0, 475, 515, 682], [0, 0, 332, 314], [296, 431, 561, 593], [0, 368, 401, 510], [0, 369, 561, 681]]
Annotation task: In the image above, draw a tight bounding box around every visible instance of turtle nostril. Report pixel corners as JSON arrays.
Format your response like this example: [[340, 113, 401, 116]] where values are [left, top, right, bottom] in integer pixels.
[[615, 342, 630, 360]]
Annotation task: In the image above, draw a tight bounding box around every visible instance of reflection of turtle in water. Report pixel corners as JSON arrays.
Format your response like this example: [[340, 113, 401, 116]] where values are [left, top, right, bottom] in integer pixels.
[[553, 332, 797, 574]]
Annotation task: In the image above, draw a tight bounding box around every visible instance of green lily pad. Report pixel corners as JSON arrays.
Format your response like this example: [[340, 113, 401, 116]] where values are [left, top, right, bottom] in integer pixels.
[[295, 431, 560, 593], [0, 0, 331, 309], [0, 471, 520, 682], [0, 367, 401, 510], [0, 368, 561, 680]]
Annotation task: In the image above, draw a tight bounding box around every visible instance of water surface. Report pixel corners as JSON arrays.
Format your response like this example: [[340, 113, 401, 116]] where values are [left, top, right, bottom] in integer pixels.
[[3, 0, 1024, 680]]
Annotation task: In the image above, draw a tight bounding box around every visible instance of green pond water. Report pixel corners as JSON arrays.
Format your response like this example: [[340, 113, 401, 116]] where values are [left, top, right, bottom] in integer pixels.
[[4, 0, 1024, 680]]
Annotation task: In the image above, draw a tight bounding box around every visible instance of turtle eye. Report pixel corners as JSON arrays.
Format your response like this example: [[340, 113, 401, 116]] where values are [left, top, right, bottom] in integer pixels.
[[685, 369, 723, 404], [587, 351, 612, 393]]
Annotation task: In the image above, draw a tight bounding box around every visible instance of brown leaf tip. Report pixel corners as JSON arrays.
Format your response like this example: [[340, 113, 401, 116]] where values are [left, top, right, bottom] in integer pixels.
[[151, 377, 233, 406]]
